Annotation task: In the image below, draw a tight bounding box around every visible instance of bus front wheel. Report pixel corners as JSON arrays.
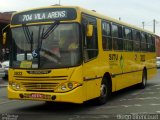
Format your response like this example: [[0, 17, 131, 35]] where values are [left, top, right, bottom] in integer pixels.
[[94, 79, 111, 105]]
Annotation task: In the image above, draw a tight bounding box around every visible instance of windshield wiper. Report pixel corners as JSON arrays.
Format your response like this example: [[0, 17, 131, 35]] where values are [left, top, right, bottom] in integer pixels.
[[22, 24, 33, 51], [41, 21, 60, 39], [37, 21, 60, 67], [38, 21, 60, 50]]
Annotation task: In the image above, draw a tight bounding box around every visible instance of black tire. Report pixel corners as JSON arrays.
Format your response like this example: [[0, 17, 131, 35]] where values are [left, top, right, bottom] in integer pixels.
[[45, 101, 55, 105], [2, 75, 8, 80], [94, 79, 111, 105], [139, 70, 147, 89]]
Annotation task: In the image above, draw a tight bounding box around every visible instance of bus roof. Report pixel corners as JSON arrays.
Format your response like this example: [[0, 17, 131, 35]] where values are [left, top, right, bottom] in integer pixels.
[[12, 5, 155, 35]]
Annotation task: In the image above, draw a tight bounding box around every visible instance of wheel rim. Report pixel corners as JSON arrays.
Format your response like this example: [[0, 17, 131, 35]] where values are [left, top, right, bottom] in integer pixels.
[[100, 84, 107, 98], [143, 75, 146, 86]]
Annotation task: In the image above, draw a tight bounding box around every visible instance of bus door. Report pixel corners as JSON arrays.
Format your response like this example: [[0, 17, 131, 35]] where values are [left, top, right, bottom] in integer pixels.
[[81, 14, 100, 100]]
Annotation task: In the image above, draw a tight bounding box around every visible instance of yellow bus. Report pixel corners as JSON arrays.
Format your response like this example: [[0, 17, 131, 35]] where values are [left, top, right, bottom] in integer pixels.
[[8, 6, 157, 104]]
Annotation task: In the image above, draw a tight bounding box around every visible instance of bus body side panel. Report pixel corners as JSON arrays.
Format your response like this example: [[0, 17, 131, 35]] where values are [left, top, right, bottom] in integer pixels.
[[145, 52, 157, 80], [136, 52, 157, 84], [120, 52, 139, 88], [82, 60, 102, 101]]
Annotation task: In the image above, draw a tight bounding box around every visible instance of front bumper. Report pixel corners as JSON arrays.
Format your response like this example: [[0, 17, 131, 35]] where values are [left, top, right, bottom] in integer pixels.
[[8, 85, 84, 104]]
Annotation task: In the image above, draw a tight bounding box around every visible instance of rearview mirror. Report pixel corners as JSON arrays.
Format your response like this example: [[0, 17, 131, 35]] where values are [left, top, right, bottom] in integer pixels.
[[2, 24, 10, 45], [86, 24, 93, 37], [3, 32, 7, 45]]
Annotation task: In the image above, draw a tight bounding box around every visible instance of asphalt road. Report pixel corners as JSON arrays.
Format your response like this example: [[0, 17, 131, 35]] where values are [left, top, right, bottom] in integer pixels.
[[0, 70, 160, 120]]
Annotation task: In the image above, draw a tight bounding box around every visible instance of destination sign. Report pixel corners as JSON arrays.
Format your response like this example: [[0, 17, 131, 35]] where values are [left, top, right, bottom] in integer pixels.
[[11, 8, 77, 25]]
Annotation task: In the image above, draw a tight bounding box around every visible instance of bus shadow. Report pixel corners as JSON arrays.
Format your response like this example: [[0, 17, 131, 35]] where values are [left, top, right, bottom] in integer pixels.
[[109, 83, 156, 103], [13, 100, 97, 115]]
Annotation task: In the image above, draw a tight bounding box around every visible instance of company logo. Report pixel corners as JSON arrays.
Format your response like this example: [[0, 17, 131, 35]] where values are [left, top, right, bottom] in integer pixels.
[[32, 50, 38, 58], [27, 70, 51, 74]]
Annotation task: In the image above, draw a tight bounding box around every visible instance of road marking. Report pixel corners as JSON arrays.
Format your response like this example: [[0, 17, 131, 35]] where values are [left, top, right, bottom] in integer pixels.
[[96, 103, 160, 110], [150, 104, 160, 106], [134, 104, 142, 107], [119, 97, 160, 101], [69, 115, 110, 120], [120, 99, 127, 101], [130, 112, 148, 114], [132, 92, 160, 95], [97, 104, 143, 110], [150, 85, 160, 88], [0, 98, 9, 101], [0, 100, 17, 105], [121, 105, 130, 107], [146, 88, 152, 91], [153, 85, 160, 87], [96, 105, 118, 109], [0, 84, 8, 87]]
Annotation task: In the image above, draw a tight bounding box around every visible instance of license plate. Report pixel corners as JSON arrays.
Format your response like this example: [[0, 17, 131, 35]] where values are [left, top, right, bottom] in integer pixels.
[[31, 93, 44, 98], [23, 93, 52, 99]]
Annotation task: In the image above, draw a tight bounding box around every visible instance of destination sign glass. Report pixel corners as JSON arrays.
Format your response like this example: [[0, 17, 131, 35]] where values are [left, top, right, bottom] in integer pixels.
[[11, 8, 77, 25]]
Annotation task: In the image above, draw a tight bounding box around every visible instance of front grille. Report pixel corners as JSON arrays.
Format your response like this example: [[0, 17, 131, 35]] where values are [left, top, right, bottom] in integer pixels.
[[15, 76, 68, 81], [26, 90, 54, 92], [14, 76, 67, 92], [22, 82, 59, 92]]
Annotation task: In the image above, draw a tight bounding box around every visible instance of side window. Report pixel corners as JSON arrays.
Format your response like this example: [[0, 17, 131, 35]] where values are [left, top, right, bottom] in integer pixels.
[[151, 36, 155, 52], [123, 27, 132, 51], [141, 32, 147, 52], [112, 24, 123, 50], [102, 21, 112, 50], [133, 30, 140, 51], [82, 15, 98, 61], [147, 34, 152, 52]]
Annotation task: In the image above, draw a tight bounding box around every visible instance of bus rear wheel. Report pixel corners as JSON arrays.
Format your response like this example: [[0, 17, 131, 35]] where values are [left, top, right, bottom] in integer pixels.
[[139, 70, 147, 89], [2, 75, 8, 80], [94, 80, 111, 105]]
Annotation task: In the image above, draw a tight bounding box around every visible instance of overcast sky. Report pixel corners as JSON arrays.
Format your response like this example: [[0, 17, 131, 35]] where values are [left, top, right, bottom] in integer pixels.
[[1, 0, 160, 35]]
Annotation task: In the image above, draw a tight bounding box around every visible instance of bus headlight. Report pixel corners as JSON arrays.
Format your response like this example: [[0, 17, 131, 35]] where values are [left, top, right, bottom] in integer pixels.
[[61, 84, 67, 91], [10, 82, 23, 91], [16, 84, 20, 89], [11, 83, 16, 88], [68, 82, 73, 89], [55, 81, 82, 92]]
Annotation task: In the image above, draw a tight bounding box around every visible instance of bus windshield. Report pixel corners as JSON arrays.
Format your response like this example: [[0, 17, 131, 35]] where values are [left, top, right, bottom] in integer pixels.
[[11, 23, 81, 69]]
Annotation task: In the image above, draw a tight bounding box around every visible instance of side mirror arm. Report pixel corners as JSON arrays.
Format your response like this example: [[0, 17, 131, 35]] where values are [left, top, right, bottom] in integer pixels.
[[2, 24, 10, 45]]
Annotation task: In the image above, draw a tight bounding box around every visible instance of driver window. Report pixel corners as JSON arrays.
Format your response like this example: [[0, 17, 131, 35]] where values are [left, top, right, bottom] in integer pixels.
[[82, 15, 98, 62]]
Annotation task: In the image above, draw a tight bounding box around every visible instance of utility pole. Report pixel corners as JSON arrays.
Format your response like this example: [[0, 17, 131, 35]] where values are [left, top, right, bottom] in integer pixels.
[[58, 0, 61, 5], [153, 19, 156, 33], [142, 21, 145, 29], [59, 0, 61, 5]]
